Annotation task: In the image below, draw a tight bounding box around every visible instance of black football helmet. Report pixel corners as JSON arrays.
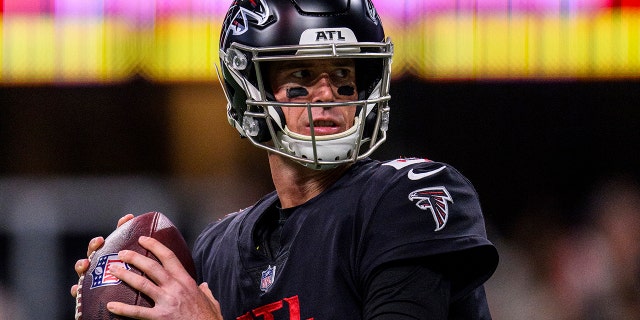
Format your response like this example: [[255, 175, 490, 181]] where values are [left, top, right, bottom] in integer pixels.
[[219, 0, 393, 169]]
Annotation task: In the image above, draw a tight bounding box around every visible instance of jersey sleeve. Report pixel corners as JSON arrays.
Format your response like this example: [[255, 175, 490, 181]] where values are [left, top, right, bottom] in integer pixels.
[[192, 214, 233, 283], [192, 207, 250, 284], [357, 159, 498, 300]]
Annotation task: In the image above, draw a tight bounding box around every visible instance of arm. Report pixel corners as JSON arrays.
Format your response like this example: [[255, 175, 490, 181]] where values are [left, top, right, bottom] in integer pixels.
[[363, 259, 493, 320], [360, 161, 498, 319], [363, 260, 451, 319]]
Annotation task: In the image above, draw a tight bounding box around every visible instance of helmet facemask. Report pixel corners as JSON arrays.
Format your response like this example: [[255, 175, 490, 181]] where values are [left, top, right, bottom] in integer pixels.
[[219, 39, 393, 170]]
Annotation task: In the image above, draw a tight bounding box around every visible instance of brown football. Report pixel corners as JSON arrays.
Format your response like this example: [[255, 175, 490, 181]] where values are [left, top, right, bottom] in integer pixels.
[[75, 212, 196, 320]]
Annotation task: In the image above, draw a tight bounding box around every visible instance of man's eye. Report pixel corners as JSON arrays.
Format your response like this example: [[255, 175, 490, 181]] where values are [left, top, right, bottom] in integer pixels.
[[332, 68, 350, 78], [292, 70, 311, 78], [331, 68, 352, 80]]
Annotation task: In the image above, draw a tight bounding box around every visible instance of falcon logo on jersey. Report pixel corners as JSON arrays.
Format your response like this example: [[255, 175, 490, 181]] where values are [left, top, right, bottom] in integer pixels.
[[90, 253, 131, 289], [409, 187, 453, 231], [260, 265, 276, 292]]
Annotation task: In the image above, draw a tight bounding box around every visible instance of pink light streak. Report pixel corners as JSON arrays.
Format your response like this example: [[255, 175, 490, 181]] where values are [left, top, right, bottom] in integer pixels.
[[0, 0, 619, 19]]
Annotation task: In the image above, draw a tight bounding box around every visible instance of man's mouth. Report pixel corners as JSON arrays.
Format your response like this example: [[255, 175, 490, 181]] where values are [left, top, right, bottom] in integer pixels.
[[312, 120, 337, 127], [306, 119, 343, 136]]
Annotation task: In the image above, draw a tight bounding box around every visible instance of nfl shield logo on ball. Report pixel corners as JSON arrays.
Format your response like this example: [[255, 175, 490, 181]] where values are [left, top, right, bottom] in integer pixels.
[[90, 253, 131, 289], [260, 265, 276, 292]]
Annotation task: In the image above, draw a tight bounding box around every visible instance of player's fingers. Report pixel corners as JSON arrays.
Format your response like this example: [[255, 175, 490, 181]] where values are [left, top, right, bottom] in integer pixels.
[[116, 214, 135, 228], [86, 236, 104, 257], [117, 247, 175, 291], [109, 263, 164, 301], [106, 301, 151, 320], [137, 236, 188, 280], [70, 284, 78, 298], [75, 258, 90, 276]]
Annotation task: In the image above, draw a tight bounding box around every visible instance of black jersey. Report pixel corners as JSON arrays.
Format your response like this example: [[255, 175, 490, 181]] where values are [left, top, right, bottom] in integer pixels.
[[193, 158, 498, 319]]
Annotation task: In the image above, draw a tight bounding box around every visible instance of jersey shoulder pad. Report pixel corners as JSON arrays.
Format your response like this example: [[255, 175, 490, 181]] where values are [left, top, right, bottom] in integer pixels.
[[360, 157, 491, 264], [360, 158, 497, 298], [193, 190, 278, 255], [194, 206, 251, 251]]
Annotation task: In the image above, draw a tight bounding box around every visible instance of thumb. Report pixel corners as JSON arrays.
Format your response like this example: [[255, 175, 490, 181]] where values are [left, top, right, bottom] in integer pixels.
[[199, 282, 217, 303], [199, 282, 222, 317]]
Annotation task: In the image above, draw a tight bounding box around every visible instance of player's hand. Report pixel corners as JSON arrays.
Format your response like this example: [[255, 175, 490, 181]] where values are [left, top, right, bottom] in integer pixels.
[[105, 236, 223, 320], [70, 214, 135, 298]]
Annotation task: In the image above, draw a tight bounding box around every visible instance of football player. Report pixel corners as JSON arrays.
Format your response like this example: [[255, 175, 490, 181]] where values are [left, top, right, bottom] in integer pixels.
[[72, 0, 499, 319]]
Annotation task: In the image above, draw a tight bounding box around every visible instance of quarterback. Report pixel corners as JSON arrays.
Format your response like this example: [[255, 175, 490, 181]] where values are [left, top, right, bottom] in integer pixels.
[[72, 0, 498, 319]]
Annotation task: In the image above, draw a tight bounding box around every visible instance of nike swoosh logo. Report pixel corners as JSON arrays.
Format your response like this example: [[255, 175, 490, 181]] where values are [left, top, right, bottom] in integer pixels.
[[408, 165, 446, 180]]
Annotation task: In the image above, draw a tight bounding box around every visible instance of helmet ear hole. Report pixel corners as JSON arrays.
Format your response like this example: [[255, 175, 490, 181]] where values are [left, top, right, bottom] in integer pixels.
[[243, 108, 283, 143], [253, 117, 272, 143]]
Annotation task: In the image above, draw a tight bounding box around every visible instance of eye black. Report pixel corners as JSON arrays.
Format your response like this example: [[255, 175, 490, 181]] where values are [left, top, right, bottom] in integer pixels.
[[337, 86, 355, 96], [287, 87, 309, 98]]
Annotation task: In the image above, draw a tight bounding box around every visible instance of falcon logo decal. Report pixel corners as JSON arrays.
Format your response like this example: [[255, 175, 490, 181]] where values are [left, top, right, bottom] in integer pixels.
[[221, 0, 272, 45], [409, 187, 453, 231], [365, 0, 381, 25]]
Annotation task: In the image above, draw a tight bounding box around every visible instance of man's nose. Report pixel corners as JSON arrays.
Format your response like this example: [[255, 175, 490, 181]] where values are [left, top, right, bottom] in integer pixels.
[[309, 75, 335, 103]]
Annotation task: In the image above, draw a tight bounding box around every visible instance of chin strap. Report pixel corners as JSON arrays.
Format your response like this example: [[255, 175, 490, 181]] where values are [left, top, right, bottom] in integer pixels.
[[277, 117, 361, 170]]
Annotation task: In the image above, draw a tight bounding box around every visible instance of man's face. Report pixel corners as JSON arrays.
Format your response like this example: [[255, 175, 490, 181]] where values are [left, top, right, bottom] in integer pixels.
[[267, 58, 358, 136]]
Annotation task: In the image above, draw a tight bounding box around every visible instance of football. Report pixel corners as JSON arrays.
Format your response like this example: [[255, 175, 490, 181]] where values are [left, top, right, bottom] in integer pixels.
[[75, 212, 196, 320]]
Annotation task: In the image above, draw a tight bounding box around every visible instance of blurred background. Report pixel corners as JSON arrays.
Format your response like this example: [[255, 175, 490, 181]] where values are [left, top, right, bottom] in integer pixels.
[[1, 0, 639, 319]]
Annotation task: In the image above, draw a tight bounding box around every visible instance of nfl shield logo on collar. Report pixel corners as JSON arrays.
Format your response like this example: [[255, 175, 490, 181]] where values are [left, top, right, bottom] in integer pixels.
[[90, 253, 131, 289], [260, 265, 276, 292]]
